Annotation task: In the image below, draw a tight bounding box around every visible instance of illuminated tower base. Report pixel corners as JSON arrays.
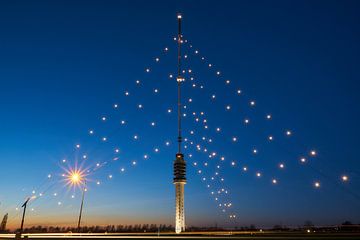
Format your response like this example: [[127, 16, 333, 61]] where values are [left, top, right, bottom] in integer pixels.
[[174, 153, 186, 234], [175, 182, 185, 233]]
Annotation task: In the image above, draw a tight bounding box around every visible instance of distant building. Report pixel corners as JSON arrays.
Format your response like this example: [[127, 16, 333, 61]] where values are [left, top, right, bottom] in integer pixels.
[[0, 213, 8, 231]]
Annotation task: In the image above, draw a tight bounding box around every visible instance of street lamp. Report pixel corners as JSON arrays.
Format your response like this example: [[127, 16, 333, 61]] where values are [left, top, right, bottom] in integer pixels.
[[66, 170, 87, 232]]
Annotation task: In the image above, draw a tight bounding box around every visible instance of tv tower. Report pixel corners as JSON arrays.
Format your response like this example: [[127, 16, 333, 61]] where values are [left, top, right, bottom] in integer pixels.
[[173, 13, 186, 234]]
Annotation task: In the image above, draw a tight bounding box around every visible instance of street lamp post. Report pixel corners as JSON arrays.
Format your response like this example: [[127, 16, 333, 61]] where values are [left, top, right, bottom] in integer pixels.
[[77, 181, 86, 232]]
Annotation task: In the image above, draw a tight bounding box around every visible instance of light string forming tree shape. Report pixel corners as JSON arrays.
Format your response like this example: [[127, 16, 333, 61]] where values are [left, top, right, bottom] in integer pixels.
[[4, 19, 359, 228]]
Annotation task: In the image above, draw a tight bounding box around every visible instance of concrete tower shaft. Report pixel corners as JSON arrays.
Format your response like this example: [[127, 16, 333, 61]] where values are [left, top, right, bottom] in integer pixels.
[[175, 182, 185, 233]]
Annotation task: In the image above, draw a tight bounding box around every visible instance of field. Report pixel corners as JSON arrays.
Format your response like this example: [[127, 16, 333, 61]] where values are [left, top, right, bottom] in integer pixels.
[[1, 231, 360, 240]]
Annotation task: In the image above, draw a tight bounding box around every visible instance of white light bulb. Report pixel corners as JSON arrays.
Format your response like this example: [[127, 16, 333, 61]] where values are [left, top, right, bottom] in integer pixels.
[[341, 175, 348, 182]]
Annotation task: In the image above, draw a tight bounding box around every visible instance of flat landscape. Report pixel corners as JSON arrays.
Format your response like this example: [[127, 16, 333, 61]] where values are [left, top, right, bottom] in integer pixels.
[[1, 232, 360, 240]]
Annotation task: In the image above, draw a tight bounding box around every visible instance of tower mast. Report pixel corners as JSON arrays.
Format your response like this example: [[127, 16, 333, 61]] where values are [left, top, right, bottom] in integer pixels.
[[177, 13, 183, 152], [173, 13, 186, 234]]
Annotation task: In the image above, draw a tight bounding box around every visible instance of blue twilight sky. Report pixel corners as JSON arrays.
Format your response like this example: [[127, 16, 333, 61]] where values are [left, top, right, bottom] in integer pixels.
[[0, 0, 360, 229]]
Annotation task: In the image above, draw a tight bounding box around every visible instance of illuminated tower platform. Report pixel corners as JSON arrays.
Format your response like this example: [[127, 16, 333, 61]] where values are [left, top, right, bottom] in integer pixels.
[[174, 153, 186, 233]]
